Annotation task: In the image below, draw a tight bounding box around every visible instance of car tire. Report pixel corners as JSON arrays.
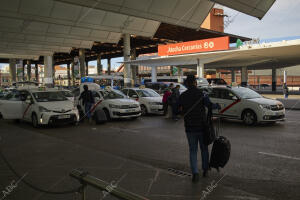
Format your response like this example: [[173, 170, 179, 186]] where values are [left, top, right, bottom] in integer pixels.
[[103, 109, 111, 121], [94, 110, 107, 124], [32, 113, 39, 128], [141, 105, 147, 116], [0, 112, 2, 119], [242, 110, 257, 126]]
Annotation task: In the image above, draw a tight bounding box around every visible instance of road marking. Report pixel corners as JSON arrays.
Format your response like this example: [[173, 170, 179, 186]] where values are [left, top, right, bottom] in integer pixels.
[[258, 152, 300, 161], [224, 195, 259, 200]]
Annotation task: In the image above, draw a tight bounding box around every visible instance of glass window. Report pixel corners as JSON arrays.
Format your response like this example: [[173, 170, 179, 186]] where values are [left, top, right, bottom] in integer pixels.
[[128, 90, 137, 97], [73, 88, 80, 97], [232, 87, 262, 99], [102, 90, 126, 99], [136, 89, 160, 97], [32, 92, 68, 102], [121, 89, 129, 96], [92, 91, 100, 98]]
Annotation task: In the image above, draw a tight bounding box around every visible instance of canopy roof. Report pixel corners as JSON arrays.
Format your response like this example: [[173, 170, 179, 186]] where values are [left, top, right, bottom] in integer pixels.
[[0, 0, 275, 60], [124, 39, 300, 70]]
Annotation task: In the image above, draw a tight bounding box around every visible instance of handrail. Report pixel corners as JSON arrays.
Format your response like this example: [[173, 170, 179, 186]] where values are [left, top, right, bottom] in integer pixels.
[[70, 169, 150, 200]]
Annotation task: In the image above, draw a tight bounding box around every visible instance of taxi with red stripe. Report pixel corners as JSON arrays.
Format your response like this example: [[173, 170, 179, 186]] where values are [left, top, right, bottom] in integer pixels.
[[206, 86, 285, 125], [0, 87, 79, 127]]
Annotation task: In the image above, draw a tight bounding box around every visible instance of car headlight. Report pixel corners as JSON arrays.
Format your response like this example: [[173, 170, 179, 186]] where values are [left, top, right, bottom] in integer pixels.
[[259, 104, 271, 110], [39, 106, 51, 112], [109, 104, 121, 108]]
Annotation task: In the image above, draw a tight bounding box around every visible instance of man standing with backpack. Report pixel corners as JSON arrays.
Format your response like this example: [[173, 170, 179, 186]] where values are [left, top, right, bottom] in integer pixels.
[[179, 75, 220, 182], [79, 85, 95, 122]]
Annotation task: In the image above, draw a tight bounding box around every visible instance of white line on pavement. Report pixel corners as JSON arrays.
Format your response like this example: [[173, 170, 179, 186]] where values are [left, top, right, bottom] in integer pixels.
[[258, 152, 300, 161]]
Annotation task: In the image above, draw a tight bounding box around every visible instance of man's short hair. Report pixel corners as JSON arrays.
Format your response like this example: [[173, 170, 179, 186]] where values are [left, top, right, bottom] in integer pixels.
[[83, 85, 88, 90], [185, 75, 196, 88]]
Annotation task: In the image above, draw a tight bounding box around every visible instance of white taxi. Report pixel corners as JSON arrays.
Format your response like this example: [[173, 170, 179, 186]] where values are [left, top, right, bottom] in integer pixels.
[[74, 83, 141, 122], [0, 88, 79, 127], [121, 88, 163, 116], [206, 86, 285, 125]]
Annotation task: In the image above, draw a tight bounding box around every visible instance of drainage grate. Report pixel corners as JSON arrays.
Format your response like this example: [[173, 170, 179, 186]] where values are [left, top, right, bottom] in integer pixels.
[[167, 168, 192, 177]]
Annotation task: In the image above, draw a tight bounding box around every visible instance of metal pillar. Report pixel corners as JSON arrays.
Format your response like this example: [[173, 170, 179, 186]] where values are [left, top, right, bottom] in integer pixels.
[[22, 62, 25, 81], [283, 70, 287, 84], [231, 69, 235, 83], [9, 59, 17, 83], [123, 34, 132, 87], [67, 63, 71, 86], [79, 49, 86, 78], [272, 67, 277, 92], [27, 60, 31, 81], [241, 66, 248, 87], [97, 54, 102, 75], [197, 59, 204, 78], [151, 67, 157, 82], [71, 61, 75, 86], [44, 56, 53, 87], [107, 58, 111, 75], [85, 60, 89, 76], [178, 67, 183, 83], [131, 48, 137, 85], [35, 63, 39, 83]]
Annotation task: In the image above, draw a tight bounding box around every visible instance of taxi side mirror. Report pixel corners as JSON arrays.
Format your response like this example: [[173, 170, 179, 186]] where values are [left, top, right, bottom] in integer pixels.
[[132, 95, 138, 98], [232, 96, 238, 100], [95, 97, 100, 102]]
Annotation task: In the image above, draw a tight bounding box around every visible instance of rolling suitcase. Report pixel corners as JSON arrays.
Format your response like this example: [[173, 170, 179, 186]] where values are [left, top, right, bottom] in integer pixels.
[[209, 118, 231, 171]]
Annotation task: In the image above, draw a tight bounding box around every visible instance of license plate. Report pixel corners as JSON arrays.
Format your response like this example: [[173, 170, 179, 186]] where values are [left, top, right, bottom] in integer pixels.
[[58, 115, 70, 119], [125, 109, 135, 113], [276, 112, 283, 116]]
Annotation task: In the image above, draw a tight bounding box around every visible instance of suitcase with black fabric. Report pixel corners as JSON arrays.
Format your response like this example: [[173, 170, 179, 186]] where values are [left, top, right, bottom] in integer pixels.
[[209, 119, 231, 171]]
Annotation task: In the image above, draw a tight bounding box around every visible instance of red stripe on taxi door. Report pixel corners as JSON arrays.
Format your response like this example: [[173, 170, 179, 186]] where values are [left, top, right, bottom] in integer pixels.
[[220, 99, 241, 114]]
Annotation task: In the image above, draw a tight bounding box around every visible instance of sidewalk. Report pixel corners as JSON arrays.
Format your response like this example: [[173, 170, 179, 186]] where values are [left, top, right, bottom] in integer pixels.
[[0, 123, 270, 200]]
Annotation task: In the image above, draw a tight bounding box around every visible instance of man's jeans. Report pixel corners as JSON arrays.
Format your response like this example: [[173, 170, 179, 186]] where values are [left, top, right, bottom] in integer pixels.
[[186, 131, 209, 174], [85, 102, 93, 119]]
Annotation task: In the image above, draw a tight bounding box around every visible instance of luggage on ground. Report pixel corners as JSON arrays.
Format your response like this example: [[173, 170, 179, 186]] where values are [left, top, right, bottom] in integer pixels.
[[209, 119, 231, 170], [94, 109, 107, 124]]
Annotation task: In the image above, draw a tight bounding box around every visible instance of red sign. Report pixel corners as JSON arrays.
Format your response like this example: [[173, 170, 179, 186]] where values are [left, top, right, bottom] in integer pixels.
[[158, 36, 230, 56]]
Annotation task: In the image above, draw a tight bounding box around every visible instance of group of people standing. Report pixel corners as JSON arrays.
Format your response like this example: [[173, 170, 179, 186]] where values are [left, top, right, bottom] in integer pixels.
[[162, 83, 181, 120]]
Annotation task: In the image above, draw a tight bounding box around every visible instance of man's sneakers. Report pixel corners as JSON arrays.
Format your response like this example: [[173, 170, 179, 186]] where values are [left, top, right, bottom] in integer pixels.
[[192, 173, 199, 183]]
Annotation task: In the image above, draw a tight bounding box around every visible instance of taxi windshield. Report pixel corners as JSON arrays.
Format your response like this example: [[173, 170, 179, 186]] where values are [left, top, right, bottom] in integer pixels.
[[32, 91, 68, 102], [136, 89, 160, 97], [60, 90, 73, 97], [232, 87, 262, 99], [102, 90, 126, 99]]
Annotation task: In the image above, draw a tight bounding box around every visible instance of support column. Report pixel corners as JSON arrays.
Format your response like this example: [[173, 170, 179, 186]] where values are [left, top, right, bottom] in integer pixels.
[[27, 60, 31, 81], [231, 69, 235, 83], [107, 58, 111, 75], [272, 67, 277, 92], [178, 67, 183, 83], [123, 33, 132, 87], [22, 61, 25, 81], [97, 54, 102, 75], [71, 61, 75, 86], [35, 63, 39, 83], [131, 48, 137, 85], [44, 56, 53, 87], [79, 49, 86, 78], [67, 63, 71, 87], [9, 59, 17, 83], [196, 59, 204, 78], [85, 60, 89, 76], [283, 70, 287, 84], [151, 66, 157, 82], [241, 66, 248, 87]]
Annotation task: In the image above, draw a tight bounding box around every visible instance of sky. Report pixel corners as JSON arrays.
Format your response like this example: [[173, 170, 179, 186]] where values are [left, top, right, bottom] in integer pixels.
[[1, 0, 300, 70]]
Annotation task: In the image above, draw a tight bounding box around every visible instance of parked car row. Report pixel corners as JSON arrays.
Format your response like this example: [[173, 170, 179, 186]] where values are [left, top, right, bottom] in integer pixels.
[[0, 79, 285, 127]]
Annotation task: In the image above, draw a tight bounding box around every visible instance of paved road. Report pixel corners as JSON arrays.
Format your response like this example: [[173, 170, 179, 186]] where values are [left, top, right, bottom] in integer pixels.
[[0, 111, 299, 200]]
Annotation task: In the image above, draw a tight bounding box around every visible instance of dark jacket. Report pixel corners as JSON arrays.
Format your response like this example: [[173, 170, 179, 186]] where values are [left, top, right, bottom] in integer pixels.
[[170, 88, 180, 104], [79, 90, 94, 105], [179, 86, 218, 132]]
